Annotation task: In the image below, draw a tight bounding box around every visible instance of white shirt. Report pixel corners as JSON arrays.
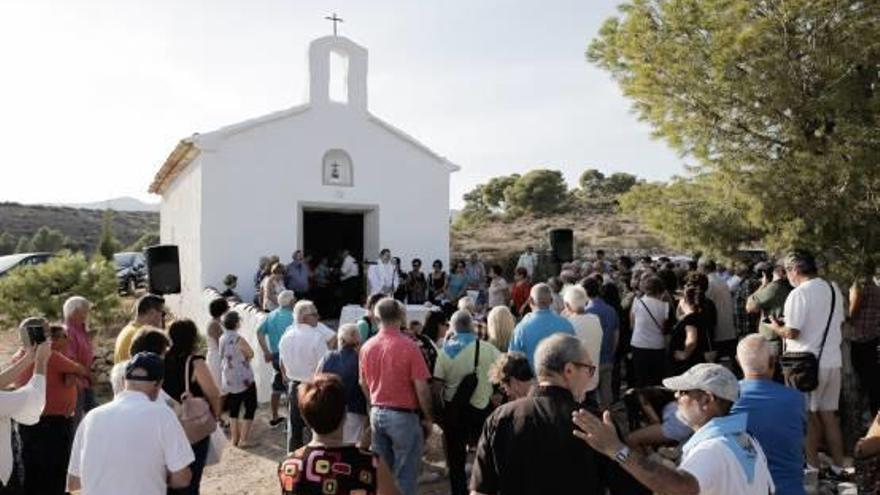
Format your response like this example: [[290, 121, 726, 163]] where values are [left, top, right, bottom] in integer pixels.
[[630, 296, 669, 350], [516, 252, 538, 276], [367, 261, 398, 296], [487, 277, 509, 308], [68, 390, 194, 495], [0, 374, 45, 484], [567, 313, 602, 392], [783, 277, 844, 368], [340, 255, 358, 281], [278, 323, 331, 382], [726, 275, 743, 292], [707, 273, 737, 342], [680, 435, 774, 495]]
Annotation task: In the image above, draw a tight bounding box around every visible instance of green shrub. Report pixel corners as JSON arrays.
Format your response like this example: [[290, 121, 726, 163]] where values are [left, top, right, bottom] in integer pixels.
[[0, 251, 123, 332]]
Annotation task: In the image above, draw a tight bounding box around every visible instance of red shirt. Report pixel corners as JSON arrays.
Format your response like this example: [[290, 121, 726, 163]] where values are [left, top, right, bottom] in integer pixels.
[[14, 350, 82, 417], [511, 281, 532, 311], [359, 327, 430, 410]]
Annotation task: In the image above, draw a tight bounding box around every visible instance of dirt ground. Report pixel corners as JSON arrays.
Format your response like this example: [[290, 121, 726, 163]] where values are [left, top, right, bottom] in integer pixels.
[[200, 405, 451, 494]]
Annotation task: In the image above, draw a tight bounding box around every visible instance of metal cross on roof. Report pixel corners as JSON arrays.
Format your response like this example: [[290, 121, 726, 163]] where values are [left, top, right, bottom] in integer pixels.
[[325, 13, 343, 36]]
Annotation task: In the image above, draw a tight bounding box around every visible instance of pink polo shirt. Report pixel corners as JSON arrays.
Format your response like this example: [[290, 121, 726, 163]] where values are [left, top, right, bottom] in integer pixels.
[[359, 327, 430, 410], [64, 320, 93, 387]]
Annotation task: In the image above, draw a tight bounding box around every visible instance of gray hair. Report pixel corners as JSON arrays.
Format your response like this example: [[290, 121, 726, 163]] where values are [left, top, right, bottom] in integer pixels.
[[374, 297, 404, 326], [737, 334, 772, 375], [63, 296, 91, 320], [293, 300, 318, 322], [450, 310, 473, 333], [337, 323, 360, 348], [562, 285, 587, 312], [530, 283, 554, 309], [784, 249, 818, 276], [534, 333, 588, 379], [457, 296, 477, 313]]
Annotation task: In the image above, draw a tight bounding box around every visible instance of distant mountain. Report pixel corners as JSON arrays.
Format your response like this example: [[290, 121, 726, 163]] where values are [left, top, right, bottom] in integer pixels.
[[53, 196, 159, 212]]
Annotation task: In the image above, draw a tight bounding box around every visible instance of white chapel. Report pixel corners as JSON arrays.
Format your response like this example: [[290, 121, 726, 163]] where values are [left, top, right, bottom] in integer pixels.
[[148, 34, 460, 319]]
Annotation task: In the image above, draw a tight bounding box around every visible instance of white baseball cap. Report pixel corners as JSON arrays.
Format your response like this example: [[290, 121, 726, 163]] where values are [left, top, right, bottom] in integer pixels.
[[662, 363, 740, 402]]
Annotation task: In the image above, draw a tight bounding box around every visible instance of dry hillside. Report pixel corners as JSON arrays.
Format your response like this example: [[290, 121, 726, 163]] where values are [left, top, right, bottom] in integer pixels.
[[451, 208, 667, 263], [0, 202, 158, 253]]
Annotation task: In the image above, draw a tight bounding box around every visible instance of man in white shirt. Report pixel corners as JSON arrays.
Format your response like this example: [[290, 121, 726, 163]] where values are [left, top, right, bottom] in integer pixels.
[[768, 249, 846, 477], [367, 248, 398, 297], [574, 363, 774, 495], [516, 246, 538, 278], [278, 300, 335, 452], [339, 248, 360, 305], [67, 352, 193, 495], [562, 285, 602, 394], [700, 258, 738, 363]]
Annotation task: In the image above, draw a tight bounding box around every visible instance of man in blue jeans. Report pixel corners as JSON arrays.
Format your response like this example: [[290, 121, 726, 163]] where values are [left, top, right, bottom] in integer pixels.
[[732, 334, 806, 495], [359, 298, 434, 495]]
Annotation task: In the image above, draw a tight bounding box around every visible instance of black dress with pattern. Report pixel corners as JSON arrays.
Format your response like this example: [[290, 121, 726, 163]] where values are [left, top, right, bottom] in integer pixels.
[[278, 445, 378, 495]]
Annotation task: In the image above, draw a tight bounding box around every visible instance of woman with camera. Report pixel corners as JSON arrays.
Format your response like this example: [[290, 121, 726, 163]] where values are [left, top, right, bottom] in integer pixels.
[[0, 318, 51, 494]]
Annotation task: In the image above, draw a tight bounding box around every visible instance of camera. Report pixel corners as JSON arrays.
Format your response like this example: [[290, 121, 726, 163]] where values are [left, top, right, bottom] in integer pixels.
[[25, 324, 46, 346]]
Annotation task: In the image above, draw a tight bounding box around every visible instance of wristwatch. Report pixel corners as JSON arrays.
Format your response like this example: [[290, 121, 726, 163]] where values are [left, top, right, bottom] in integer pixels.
[[614, 445, 632, 465]]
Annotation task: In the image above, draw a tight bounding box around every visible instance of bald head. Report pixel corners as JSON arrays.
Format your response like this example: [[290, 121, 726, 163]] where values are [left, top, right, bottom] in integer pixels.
[[737, 334, 773, 377], [530, 283, 554, 309]]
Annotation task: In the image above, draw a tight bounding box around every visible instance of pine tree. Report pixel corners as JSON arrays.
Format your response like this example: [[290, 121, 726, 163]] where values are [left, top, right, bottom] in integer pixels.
[[96, 210, 121, 260]]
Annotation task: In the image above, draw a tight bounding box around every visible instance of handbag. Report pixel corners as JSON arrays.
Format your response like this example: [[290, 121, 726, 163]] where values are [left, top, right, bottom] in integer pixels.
[[444, 340, 480, 425], [175, 355, 217, 443], [780, 281, 835, 392]]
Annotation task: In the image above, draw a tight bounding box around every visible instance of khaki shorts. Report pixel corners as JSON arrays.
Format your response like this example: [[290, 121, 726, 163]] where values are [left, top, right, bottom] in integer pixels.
[[808, 367, 841, 412]]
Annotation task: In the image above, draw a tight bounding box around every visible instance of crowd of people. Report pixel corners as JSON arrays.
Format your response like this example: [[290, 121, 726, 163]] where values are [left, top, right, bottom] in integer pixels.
[[1, 246, 880, 494]]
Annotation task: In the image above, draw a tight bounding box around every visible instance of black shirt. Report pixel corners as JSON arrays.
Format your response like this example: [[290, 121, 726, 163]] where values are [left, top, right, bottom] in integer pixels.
[[470, 385, 609, 495], [162, 354, 206, 402], [279, 445, 378, 495], [667, 311, 712, 376]]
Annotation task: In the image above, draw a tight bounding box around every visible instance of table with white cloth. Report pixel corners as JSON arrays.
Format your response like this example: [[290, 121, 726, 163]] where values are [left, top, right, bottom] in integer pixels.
[[338, 304, 439, 326]]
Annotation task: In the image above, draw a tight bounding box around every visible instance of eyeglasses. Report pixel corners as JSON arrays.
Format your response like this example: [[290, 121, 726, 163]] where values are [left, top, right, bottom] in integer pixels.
[[571, 361, 596, 377]]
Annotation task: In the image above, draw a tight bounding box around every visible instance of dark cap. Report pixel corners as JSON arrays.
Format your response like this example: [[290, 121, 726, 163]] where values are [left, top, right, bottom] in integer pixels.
[[125, 352, 164, 382]]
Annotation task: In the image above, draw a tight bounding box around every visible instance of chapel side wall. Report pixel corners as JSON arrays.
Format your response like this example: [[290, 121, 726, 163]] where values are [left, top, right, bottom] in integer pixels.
[[197, 105, 452, 307], [158, 158, 203, 322]]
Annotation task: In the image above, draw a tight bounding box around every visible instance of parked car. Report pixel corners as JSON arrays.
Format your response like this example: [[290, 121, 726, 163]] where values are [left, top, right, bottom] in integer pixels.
[[0, 252, 53, 278], [114, 251, 147, 294]]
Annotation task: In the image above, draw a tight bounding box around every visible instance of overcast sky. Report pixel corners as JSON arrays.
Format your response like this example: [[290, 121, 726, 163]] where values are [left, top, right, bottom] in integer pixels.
[[0, 0, 684, 208]]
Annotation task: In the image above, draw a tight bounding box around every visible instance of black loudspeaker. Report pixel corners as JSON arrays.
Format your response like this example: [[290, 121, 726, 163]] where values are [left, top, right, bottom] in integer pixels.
[[549, 228, 574, 262], [145, 245, 181, 295]]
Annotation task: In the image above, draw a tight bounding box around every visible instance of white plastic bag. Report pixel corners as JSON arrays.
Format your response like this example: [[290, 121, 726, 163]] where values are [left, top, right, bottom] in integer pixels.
[[205, 426, 228, 466]]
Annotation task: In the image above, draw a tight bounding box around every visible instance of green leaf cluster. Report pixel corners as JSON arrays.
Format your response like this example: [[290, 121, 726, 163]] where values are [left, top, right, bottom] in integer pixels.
[[0, 227, 70, 256], [579, 169, 639, 197], [0, 252, 123, 332], [593, 0, 880, 279]]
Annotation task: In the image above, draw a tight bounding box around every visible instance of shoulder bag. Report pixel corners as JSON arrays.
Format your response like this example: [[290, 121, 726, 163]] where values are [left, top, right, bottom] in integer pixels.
[[638, 297, 667, 334], [780, 281, 835, 392], [175, 356, 217, 443], [444, 340, 481, 425]]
